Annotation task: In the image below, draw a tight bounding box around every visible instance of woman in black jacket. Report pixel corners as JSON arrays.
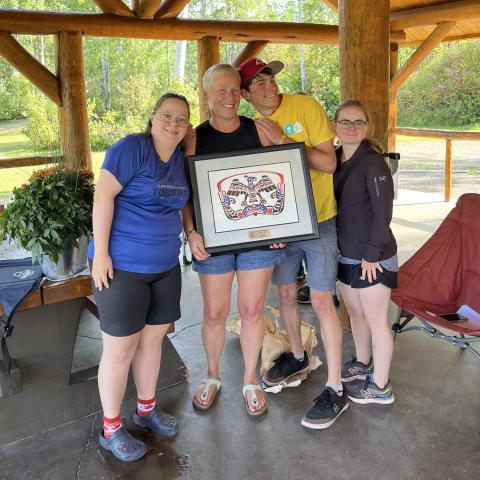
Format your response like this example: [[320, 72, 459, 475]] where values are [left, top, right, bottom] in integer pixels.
[[333, 100, 397, 405]]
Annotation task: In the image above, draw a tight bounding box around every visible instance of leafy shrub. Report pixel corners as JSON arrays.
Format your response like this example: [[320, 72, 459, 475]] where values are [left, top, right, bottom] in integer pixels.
[[0, 166, 94, 263], [23, 93, 60, 151]]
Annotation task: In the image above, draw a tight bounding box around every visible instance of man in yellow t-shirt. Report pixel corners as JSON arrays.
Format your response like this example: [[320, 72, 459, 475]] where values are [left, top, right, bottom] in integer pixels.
[[239, 57, 348, 430]]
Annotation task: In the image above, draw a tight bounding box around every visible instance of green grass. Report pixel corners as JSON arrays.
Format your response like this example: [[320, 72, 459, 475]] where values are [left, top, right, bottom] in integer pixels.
[[0, 120, 105, 203], [1, 151, 105, 201], [0, 120, 38, 158]]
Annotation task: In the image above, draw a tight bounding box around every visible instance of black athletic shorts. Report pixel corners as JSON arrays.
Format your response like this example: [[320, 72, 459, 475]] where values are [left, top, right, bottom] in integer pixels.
[[91, 264, 181, 337], [337, 262, 397, 289]]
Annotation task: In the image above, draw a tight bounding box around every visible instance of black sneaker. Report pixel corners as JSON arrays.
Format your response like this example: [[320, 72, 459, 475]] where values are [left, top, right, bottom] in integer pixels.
[[262, 351, 309, 387], [301, 387, 349, 430], [347, 375, 395, 404], [341, 356, 373, 382]]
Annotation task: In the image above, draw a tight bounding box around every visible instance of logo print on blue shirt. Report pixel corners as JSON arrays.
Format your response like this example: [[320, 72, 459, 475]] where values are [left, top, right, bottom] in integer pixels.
[[154, 184, 189, 199]]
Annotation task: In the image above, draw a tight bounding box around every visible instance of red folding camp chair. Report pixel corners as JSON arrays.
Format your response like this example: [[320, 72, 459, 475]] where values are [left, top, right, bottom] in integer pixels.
[[391, 193, 480, 361]]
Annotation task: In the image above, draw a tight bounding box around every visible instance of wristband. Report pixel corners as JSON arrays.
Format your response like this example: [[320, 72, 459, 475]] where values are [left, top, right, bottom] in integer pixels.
[[186, 228, 196, 238]]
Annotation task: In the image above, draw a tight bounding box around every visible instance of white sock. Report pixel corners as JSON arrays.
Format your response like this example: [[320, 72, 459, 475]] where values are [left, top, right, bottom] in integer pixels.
[[294, 352, 305, 362], [326, 382, 343, 396]]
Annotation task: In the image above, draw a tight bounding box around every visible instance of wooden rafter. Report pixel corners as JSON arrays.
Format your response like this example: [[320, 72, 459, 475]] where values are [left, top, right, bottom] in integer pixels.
[[137, 0, 163, 19], [390, 21, 456, 92], [0, 31, 61, 105], [92, 0, 134, 17], [391, 0, 480, 30], [0, 10, 406, 44], [154, 0, 190, 19], [322, 0, 338, 13], [232, 41, 269, 68]]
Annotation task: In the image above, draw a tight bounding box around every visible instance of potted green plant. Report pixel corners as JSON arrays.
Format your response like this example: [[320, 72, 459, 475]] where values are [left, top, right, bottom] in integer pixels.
[[0, 166, 95, 279]]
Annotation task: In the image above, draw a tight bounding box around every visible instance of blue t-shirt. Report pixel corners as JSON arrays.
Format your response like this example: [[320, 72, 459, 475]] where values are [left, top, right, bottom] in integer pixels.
[[89, 134, 189, 273]]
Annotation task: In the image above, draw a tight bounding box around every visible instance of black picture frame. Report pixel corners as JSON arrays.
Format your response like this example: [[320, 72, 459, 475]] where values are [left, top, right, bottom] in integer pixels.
[[188, 142, 319, 253]]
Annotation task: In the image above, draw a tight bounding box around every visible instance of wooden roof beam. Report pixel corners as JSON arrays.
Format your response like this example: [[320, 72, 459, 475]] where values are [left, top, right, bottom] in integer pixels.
[[154, 0, 190, 19], [92, 0, 134, 17], [391, 0, 480, 30], [390, 21, 456, 92], [232, 41, 269, 67], [137, 0, 163, 19], [322, 0, 338, 13], [0, 31, 61, 105], [0, 10, 406, 44]]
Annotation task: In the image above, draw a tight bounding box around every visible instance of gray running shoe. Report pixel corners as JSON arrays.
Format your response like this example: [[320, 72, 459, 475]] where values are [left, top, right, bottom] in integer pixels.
[[347, 375, 395, 404], [341, 356, 373, 382]]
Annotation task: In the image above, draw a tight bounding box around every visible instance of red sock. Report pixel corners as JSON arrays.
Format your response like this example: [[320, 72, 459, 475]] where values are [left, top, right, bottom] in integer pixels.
[[103, 415, 122, 439], [137, 397, 156, 417]]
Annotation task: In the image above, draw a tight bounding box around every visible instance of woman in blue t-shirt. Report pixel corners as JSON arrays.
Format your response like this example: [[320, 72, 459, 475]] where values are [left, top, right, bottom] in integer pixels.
[[89, 93, 193, 462]]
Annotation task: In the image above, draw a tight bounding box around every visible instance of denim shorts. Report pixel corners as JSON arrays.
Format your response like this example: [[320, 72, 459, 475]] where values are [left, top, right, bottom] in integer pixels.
[[192, 248, 286, 275], [272, 217, 338, 292]]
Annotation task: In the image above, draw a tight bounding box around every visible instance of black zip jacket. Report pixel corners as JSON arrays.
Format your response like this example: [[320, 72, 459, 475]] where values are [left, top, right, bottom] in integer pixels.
[[333, 141, 397, 263]]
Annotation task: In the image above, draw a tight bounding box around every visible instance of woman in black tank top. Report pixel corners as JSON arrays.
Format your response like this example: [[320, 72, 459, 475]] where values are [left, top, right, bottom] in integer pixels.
[[182, 64, 285, 417]]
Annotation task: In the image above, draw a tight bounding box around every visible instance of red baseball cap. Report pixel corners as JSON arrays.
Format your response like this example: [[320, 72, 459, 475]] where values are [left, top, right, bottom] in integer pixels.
[[238, 58, 284, 89]]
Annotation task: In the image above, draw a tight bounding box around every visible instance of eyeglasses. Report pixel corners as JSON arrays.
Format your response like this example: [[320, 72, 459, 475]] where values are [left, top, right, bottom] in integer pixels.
[[156, 112, 189, 127], [335, 120, 368, 129]]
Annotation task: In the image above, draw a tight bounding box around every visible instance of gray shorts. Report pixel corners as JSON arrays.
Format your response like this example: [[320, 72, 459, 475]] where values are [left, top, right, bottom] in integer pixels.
[[272, 217, 338, 292]]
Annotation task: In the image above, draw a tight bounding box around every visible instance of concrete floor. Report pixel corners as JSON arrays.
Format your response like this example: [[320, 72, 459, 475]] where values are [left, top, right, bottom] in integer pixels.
[[0, 196, 479, 480]]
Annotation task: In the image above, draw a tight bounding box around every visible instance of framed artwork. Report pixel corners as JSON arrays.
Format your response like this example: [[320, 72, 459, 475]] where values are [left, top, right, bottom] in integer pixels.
[[188, 142, 319, 253]]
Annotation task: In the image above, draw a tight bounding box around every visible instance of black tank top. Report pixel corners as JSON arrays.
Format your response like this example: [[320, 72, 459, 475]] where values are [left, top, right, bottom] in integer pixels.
[[195, 116, 261, 155], [194, 116, 269, 254]]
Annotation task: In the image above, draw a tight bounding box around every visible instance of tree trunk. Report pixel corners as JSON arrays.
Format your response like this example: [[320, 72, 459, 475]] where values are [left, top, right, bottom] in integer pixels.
[[297, 0, 306, 91], [101, 49, 111, 110], [173, 5, 188, 82]]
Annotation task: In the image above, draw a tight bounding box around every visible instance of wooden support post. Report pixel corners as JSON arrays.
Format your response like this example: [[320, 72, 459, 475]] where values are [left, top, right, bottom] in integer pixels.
[[92, 0, 134, 17], [390, 22, 456, 93], [0, 32, 61, 106], [339, 0, 390, 150], [232, 41, 269, 68], [56, 31, 91, 170], [338, 293, 351, 333], [338, 0, 390, 331], [322, 0, 338, 13], [445, 139, 452, 202], [388, 43, 399, 153], [155, 0, 190, 19], [137, 0, 163, 19], [197, 36, 220, 123]]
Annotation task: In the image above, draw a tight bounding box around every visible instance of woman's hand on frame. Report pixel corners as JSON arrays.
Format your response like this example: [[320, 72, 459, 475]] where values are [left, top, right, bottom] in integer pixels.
[[188, 231, 210, 261]]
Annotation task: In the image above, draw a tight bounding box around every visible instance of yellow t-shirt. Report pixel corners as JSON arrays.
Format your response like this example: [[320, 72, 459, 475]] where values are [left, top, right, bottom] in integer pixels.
[[255, 94, 336, 223]]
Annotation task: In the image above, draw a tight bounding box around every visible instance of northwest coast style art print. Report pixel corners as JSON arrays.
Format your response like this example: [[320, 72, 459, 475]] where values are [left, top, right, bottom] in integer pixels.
[[189, 143, 319, 253]]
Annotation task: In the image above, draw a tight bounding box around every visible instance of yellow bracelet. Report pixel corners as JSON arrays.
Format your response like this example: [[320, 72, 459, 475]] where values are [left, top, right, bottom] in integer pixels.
[[280, 134, 287, 144]]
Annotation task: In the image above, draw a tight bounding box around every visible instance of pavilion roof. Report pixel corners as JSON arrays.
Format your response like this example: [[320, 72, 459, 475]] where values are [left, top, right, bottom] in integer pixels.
[[0, 0, 479, 46]]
